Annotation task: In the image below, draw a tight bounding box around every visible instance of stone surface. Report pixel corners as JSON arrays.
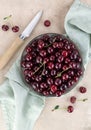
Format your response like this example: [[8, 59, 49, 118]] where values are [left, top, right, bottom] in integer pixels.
[[0, 0, 91, 130]]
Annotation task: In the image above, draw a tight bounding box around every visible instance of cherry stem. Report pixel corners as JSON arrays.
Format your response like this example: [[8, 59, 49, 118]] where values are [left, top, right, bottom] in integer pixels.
[[33, 62, 45, 75], [52, 105, 67, 111], [3, 15, 12, 20], [55, 67, 70, 78], [40, 62, 46, 76], [52, 107, 67, 111], [78, 98, 88, 102], [45, 43, 53, 48], [60, 107, 67, 110]]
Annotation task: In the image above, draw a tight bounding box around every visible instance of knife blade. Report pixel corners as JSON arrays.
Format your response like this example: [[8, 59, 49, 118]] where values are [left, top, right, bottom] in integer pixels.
[[0, 11, 42, 70], [20, 10, 42, 39]]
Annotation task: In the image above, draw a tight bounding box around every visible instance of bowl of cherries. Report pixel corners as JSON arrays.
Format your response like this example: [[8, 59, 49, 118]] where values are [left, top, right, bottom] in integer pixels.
[[21, 33, 84, 97]]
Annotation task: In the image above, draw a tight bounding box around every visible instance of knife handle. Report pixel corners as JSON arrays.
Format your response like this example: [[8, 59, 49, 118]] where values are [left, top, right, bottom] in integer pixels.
[[0, 37, 24, 70]]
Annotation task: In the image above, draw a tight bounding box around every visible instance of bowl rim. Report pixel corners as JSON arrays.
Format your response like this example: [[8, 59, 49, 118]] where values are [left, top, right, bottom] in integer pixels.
[[20, 33, 85, 97]]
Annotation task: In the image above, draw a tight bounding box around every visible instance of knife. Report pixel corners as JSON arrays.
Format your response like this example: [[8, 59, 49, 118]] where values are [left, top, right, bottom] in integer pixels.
[[0, 11, 42, 70]]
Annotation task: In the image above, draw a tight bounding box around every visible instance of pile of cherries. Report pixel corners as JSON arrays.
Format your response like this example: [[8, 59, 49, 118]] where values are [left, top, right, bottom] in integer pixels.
[[21, 33, 84, 97]]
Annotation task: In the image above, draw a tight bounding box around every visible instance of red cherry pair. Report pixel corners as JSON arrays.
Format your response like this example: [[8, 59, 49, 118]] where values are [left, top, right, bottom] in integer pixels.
[[2, 24, 19, 32]]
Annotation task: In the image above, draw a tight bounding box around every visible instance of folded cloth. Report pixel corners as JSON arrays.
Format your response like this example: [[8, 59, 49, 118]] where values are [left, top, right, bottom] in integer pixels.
[[0, 57, 45, 130], [65, 0, 91, 68], [0, 0, 91, 130]]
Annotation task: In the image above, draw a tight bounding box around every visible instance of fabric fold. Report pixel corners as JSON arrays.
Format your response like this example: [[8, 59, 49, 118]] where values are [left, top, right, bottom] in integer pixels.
[[64, 0, 91, 68], [0, 58, 45, 130]]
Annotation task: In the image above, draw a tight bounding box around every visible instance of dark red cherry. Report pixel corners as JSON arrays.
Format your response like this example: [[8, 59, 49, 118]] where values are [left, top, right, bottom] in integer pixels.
[[32, 82, 39, 90], [70, 96, 76, 104], [68, 80, 74, 88], [68, 70, 74, 77], [60, 84, 67, 91], [2, 25, 9, 31], [43, 91, 49, 96], [44, 20, 51, 27], [57, 56, 64, 63], [67, 106, 74, 113], [62, 65, 68, 71], [65, 58, 70, 64], [35, 75, 42, 82], [79, 86, 87, 93], [55, 91, 62, 97], [51, 69, 57, 76], [62, 50, 68, 57], [47, 47, 53, 54], [55, 63, 62, 70], [53, 42, 59, 48], [44, 58, 49, 63], [40, 82, 48, 89], [74, 76, 79, 82], [27, 71, 33, 77], [40, 50, 46, 57], [38, 39, 45, 49], [47, 62, 54, 70], [12, 26, 19, 32], [50, 55, 55, 61], [47, 78, 53, 85], [36, 56, 43, 63], [42, 69, 48, 76], [77, 69, 83, 76], [26, 46, 32, 53], [25, 54, 32, 61], [55, 52, 61, 57], [26, 62, 33, 68], [62, 73, 69, 81], [50, 85, 57, 93], [55, 78, 62, 86]]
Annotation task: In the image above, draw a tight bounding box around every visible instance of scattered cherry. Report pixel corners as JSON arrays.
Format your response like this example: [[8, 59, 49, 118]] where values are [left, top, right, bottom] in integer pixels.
[[67, 106, 74, 113], [12, 25, 19, 32], [44, 20, 51, 27], [70, 96, 76, 104], [2, 24, 9, 31], [79, 86, 87, 93]]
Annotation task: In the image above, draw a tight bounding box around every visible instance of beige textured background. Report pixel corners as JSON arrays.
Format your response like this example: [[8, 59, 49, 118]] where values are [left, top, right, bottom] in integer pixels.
[[0, 0, 91, 130]]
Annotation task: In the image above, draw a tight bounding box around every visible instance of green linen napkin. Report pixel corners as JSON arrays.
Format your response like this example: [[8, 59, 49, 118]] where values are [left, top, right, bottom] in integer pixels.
[[0, 57, 45, 130], [0, 0, 91, 130], [65, 0, 91, 68]]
